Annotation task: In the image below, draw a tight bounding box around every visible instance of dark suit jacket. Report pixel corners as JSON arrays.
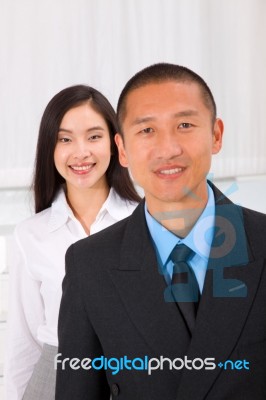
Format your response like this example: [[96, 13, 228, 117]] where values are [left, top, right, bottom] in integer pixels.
[[56, 184, 266, 400]]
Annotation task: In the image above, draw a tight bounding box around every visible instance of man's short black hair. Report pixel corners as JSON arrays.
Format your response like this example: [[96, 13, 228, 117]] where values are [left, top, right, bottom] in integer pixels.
[[117, 63, 217, 133]]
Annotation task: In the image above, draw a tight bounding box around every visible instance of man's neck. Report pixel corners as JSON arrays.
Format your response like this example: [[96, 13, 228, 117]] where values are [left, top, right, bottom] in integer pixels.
[[153, 204, 206, 238], [146, 190, 209, 237]]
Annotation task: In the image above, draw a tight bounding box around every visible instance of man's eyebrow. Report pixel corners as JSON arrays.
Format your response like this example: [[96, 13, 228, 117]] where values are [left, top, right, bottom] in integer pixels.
[[130, 110, 199, 126], [130, 116, 156, 126], [173, 110, 199, 117], [58, 126, 105, 133]]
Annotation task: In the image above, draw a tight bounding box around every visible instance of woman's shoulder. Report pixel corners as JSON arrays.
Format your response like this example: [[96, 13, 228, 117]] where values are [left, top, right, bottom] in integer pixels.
[[15, 207, 52, 238], [15, 187, 67, 238]]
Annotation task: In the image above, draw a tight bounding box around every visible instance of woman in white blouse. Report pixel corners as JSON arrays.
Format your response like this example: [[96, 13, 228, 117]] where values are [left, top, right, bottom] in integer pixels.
[[5, 85, 141, 400]]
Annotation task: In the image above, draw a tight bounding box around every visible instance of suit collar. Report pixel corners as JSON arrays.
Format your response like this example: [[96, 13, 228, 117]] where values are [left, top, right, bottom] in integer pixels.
[[118, 182, 219, 270], [144, 183, 216, 265]]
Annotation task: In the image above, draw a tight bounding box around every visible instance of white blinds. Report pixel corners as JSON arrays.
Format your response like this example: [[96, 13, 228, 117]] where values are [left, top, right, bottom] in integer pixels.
[[0, 0, 265, 186]]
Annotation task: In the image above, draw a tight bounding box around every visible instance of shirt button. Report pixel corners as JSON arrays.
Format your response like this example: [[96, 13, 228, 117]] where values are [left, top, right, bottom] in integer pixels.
[[111, 383, 120, 397]]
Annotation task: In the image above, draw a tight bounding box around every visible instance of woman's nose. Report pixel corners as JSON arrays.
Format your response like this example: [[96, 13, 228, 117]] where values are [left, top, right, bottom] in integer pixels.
[[73, 140, 92, 159]]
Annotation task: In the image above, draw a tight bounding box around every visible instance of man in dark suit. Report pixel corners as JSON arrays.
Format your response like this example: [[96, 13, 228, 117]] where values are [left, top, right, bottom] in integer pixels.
[[56, 63, 266, 399]]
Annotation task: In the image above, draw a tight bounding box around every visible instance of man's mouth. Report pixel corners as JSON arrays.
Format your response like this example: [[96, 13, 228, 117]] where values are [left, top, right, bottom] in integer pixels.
[[158, 167, 185, 175]]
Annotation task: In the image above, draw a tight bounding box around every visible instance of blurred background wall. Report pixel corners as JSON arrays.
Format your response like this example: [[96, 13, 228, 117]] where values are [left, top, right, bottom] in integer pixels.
[[0, 1, 266, 398]]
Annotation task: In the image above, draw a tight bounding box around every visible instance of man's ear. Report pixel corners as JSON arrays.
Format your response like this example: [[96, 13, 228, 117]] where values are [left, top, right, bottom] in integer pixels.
[[114, 133, 129, 167], [212, 118, 224, 154]]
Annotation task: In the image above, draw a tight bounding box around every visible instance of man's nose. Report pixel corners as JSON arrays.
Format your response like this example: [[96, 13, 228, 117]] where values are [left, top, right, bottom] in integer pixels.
[[155, 130, 183, 159]]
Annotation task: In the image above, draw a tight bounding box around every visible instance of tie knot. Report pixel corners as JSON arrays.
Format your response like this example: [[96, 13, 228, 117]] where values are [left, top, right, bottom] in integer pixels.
[[170, 244, 194, 264]]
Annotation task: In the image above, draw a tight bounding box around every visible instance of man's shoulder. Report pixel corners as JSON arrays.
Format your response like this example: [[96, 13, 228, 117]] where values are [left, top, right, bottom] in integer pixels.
[[81, 215, 131, 250], [70, 201, 144, 258], [212, 182, 266, 226], [242, 205, 266, 231]]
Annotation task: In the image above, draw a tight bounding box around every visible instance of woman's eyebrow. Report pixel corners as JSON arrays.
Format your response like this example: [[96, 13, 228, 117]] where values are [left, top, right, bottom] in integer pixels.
[[58, 126, 106, 133]]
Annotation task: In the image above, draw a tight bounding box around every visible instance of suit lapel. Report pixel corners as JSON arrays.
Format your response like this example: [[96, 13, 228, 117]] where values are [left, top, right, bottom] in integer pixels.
[[176, 258, 264, 399], [109, 201, 191, 359], [176, 184, 265, 399]]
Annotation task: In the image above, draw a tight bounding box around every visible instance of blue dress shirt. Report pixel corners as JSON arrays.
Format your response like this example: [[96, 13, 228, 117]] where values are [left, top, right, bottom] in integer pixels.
[[144, 184, 215, 293]]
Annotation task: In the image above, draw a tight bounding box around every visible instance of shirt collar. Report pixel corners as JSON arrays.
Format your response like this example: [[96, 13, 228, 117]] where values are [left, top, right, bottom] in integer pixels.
[[48, 187, 74, 232], [48, 186, 134, 232], [144, 184, 215, 265], [101, 187, 136, 221]]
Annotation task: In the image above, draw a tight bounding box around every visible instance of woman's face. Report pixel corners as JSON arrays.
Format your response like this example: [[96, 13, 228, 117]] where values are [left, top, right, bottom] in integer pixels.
[[54, 102, 111, 193]]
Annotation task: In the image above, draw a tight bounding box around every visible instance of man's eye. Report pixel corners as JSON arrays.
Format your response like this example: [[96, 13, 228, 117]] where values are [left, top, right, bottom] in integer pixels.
[[140, 127, 154, 134], [179, 123, 192, 129]]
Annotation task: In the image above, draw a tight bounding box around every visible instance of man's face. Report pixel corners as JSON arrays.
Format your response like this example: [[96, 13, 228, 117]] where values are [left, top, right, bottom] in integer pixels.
[[115, 81, 223, 213]]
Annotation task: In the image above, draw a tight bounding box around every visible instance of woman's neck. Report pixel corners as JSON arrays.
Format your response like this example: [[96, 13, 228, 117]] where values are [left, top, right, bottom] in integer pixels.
[[66, 182, 110, 235]]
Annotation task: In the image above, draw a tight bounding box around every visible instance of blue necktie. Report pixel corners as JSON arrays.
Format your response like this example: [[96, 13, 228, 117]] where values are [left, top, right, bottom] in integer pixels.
[[170, 244, 200, 332]]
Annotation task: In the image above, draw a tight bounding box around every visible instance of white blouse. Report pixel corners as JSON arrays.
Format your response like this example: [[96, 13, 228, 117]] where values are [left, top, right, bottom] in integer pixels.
[[4, 187, 138, 400]]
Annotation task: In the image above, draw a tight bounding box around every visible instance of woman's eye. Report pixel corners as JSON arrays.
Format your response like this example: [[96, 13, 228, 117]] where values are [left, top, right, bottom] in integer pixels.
[[58, 137, 71, 143], [89, 135, 101, 141], [179, 123, 192, 129]]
